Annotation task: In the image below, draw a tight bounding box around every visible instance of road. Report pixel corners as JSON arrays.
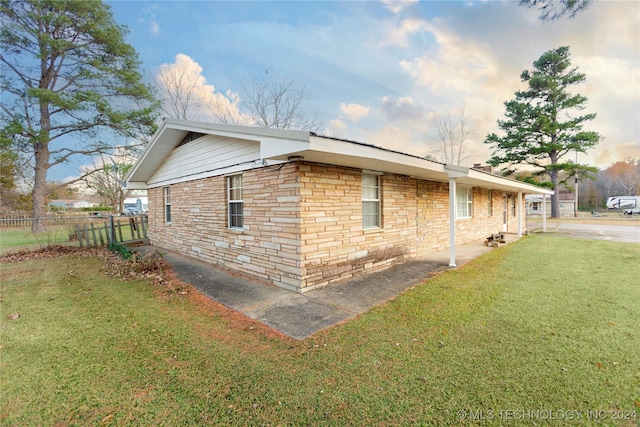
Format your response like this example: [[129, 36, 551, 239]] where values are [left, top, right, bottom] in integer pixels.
[[528, 220, 640, 243]]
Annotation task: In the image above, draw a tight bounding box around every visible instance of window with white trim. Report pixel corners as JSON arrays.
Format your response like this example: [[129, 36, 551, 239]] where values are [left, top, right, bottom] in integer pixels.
[[456, 185, 473, 219], [487, 190, 493, 216], [163, 186, 171, 223], [362, 173, 381, 228], [228, 175, 244, 229]]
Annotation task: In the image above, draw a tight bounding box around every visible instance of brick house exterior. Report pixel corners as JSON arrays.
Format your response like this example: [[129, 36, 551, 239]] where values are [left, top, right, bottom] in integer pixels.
[[127, 119, 553, 292]]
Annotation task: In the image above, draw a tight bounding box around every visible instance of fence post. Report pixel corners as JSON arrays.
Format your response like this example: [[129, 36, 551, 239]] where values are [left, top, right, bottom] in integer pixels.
[[76, 224, 84, 247], [109, 214, 115, 245]]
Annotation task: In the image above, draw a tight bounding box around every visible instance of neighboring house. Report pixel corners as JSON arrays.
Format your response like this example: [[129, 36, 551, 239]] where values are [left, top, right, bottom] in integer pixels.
[[123, 196, 148, 212], [125, 119, 553, 293], [49, 199, 98, 210], [526, 186, 576, 217]]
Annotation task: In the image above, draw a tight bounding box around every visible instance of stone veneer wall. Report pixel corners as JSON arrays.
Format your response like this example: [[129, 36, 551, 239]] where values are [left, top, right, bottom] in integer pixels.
[[147, 161, 522, 292], [147, 163, 303, 290], [298, 164, 418, 291]]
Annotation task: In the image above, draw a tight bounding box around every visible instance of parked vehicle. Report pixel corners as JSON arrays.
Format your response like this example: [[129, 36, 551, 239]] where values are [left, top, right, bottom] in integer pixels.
[[606, 196, 640, 215], [121, 207, 143, 216]]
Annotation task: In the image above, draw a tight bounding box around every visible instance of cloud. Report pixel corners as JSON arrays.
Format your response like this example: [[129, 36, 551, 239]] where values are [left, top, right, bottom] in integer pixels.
[[339, 103, 370, 122], [141, 6, 160, 35], [324, 119, 348, 137], [399, 21, 501, 99], [380, 18, 429, 48], [154, 54, 250, 124], [380, 96, 424, 122], [380, 0, 418, 14]]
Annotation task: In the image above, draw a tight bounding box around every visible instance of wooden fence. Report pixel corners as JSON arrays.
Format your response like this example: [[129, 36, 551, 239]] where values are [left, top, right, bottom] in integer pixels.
[[75, 216, 148, 247], [0, 215, 73, 228]]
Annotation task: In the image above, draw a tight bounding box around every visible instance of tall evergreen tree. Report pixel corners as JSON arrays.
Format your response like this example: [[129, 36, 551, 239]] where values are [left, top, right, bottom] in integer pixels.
[[484, 46, 601, 217], [0, 0, 158, 231]]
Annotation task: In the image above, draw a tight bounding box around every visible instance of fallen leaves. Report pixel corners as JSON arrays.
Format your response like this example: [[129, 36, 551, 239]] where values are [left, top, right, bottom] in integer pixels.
[[7, 313, 20, 320]]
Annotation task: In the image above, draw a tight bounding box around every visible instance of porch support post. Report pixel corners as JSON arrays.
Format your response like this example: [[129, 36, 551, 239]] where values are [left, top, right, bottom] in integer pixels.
[[444, 164, 471, 268], [517, 191, 523, 238], [542, 194, 547, 233], [448, 177, 457, 267]]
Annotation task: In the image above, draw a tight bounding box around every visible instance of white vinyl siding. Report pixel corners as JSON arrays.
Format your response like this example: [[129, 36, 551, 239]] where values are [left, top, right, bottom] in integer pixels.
[[228, 175, 243, 229], [456, 186, 473, 219], [362, 173, 381, 228], [149, 135, 259, 185]]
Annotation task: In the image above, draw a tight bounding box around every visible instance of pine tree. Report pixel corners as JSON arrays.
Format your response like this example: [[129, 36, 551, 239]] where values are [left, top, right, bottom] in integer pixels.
[[484, 46, 601, 217], [1, 0, 158, 231]]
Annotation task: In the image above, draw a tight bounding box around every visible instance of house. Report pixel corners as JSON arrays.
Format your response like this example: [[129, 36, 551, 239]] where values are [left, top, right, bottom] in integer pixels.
[[123, 196, 149, 212], [526, 185, 576, 217], [125, 119, 553, 293]]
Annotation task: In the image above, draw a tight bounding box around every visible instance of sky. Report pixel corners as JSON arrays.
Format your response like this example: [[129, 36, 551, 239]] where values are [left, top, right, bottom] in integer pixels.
[[56, 0, 640, 182]]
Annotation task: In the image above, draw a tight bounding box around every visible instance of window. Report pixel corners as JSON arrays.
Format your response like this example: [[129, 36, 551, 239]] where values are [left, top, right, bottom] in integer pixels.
[[228, 175, 243, 229], [456, 185, 473, 219], [532, 202, 540, 212], [487, 190, 493, 216], [164, 186, 171, 223], [362, 173, 380, 228], [512, 197, 517, 216]]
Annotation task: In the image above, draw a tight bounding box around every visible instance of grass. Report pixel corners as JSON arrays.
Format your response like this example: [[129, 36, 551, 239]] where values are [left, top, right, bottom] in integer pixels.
[[0, 225, 74, 252], [0, 219, 142, 253], [1, 236, 639, 426]]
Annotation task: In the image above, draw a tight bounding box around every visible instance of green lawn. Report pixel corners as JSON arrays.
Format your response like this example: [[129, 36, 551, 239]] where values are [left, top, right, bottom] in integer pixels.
[[0, 218, 143, 253], [1, 236, 638, 426]]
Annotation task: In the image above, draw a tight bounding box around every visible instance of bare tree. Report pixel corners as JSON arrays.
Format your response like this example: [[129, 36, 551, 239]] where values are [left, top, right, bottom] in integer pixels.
[[155, 57, 205, 120], [427, 107, 475, 165], [82, 153, 134, 214], [207, 90, 247, 125], [242, 73, 322, 131]]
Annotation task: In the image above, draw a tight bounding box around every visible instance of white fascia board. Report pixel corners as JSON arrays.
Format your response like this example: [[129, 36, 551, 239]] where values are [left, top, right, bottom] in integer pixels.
[[307, 135, 446, 175], [124, 181, 148, 190], [124, 119, 172, 183], [259, 136, 311, 159], [444, 164, 469, 178], [466, 169, 555, 195]]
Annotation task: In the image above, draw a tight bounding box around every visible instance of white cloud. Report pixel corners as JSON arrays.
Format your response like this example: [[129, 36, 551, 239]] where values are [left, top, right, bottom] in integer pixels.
[[380, 18, 429, 48], [380, 95, 423, 122], [155, 54, 250, 124], [141, 6, 160, 35], [380, 0, 418, 14], [325, 119, 348, 137], [339, 103, 370, 122]]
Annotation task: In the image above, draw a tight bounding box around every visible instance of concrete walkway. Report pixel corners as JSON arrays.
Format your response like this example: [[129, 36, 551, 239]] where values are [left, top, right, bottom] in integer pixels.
[[134, 239, 498, 339]]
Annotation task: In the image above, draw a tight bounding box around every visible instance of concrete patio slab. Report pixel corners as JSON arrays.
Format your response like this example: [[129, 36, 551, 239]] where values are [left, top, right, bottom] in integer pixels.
[[134, 238, 500, 339]]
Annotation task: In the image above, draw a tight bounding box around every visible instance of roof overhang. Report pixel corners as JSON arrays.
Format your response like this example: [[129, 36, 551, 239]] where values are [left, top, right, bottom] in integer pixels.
[[124, 119, 311, 189], [266, 135, 554, 195], [125, 119, 553, 196]]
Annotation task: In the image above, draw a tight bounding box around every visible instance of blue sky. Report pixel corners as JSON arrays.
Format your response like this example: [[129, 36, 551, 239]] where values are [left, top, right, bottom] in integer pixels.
[[58, 0, 640, 182]]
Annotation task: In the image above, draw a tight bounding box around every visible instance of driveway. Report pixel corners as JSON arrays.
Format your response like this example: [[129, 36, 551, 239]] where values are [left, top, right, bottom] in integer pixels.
[[528, 220, 640, 243]]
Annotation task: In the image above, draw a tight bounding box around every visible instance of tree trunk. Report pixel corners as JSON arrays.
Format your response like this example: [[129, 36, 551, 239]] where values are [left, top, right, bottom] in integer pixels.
[[32, 94, 52, 233], [31, 143, 49, 232]]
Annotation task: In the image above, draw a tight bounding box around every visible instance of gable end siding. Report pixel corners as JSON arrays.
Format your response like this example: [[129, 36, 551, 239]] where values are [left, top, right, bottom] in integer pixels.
[[148, 134, 260, 186]]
